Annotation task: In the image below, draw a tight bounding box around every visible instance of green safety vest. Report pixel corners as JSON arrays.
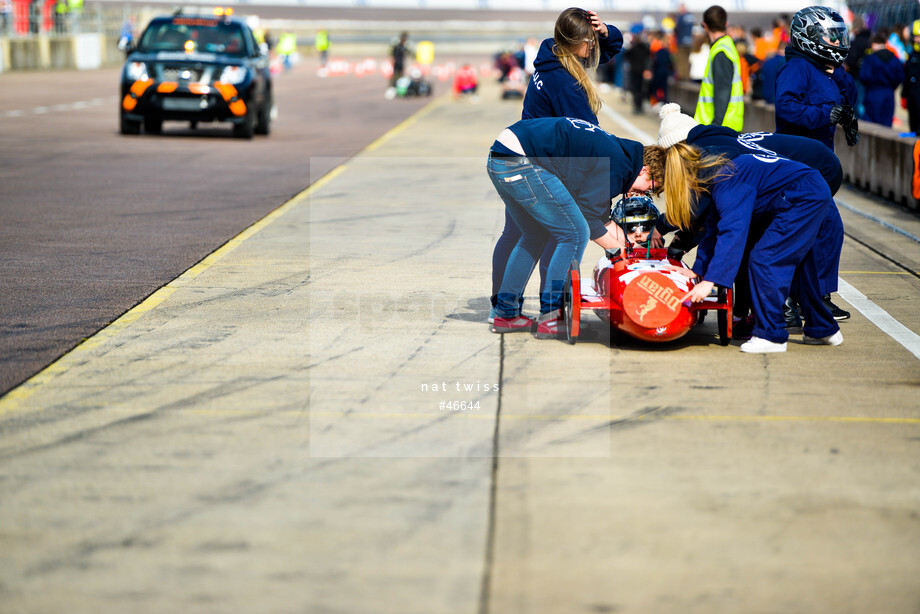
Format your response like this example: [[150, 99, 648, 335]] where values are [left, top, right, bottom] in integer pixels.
[[315, 30, 329, 52], [694, 35, 744, 131], [277, 33, 297, 55]]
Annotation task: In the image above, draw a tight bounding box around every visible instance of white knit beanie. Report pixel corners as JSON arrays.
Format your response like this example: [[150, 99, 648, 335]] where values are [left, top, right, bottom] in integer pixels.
[[657, 103, 699, 148]]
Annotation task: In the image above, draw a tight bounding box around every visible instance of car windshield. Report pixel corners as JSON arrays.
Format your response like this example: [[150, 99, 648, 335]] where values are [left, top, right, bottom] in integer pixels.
[[138, 18, 249, 56]]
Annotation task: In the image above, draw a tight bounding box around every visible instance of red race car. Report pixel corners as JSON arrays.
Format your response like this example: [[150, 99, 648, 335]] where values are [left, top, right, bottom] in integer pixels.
[[563, 245, 732, 345]]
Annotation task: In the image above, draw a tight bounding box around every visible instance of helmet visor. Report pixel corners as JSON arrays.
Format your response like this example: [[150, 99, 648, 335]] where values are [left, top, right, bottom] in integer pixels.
[[822, 25, 849, 48], [625, 222, 654, 234]]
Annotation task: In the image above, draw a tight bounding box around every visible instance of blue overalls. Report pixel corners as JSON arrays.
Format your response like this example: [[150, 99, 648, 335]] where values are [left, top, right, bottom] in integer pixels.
[[692, 155, 840, 343], [687, 124, 844, 296]]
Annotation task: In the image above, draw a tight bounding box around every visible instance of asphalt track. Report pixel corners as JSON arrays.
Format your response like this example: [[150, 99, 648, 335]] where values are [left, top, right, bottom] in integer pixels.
[[1, 61, 920, 612], [0, 61, 431, 394]]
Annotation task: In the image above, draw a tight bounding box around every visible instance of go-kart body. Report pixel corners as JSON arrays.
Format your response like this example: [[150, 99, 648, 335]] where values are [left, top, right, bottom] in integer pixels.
[[563, 247, 732, 345]]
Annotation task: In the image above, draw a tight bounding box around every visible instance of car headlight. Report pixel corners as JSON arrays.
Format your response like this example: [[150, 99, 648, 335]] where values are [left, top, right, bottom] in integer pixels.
[[125, 61, 148, 81], [219, 65, 248, 84]]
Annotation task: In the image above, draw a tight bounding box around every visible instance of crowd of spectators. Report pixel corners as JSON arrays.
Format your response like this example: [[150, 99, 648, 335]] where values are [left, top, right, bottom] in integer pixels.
[[596, 7, 920, 132]]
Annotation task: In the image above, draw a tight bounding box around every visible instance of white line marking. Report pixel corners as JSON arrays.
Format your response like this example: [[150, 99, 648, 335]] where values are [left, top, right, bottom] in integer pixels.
[[837, 278, 920, 360], [600, 103, 655, 144], [1, 97, 118, 119]]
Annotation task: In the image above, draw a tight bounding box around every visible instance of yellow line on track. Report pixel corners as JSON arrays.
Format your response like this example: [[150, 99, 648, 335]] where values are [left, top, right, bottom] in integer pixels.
[[838, 271, 913, 275]]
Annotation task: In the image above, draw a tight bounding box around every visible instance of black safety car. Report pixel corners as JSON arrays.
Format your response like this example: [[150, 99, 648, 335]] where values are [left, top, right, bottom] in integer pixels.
[[120, 11, 272, 138]]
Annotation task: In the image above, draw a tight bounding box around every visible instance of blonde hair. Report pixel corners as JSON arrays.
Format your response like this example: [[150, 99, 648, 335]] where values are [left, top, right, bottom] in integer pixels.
[[553, 8, 603, 115], [643, 143, 732, 231]]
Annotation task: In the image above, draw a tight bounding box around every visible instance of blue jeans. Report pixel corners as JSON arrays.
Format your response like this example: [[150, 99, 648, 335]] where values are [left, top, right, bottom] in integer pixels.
[[490, 209, 555, 308], [487, 155, 589, 315]]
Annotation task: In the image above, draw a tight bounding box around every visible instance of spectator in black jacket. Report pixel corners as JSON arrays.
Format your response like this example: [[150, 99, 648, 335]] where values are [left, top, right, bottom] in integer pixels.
[[648, 31, 674, 106], [624, 32, 650, 114]]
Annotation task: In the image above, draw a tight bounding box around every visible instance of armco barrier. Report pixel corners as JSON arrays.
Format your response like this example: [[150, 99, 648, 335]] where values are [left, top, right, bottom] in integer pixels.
[[670, 80, 919, 212]]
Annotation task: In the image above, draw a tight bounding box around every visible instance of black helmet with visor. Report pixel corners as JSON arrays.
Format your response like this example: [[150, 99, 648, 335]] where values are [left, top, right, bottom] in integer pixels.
[[611, 195, 659, 238], [790, 6, 850, 66]]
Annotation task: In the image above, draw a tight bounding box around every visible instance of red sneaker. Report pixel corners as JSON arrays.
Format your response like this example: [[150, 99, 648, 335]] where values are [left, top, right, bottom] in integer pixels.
[[491, 315, 535, 333], [534, 309, 564, 339]]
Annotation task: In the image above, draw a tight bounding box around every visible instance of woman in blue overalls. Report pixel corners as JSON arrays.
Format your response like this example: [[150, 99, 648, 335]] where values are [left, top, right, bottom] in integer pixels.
[[654, 103, 849, 323], [644, 143, 842, 353], [488, 117, 652, 339]]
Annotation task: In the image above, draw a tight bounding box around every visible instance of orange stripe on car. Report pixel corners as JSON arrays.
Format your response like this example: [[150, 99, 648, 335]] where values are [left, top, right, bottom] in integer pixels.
[[213, 82, 237, 101], [130, 79, 154, 97], [214, 82, 247, 116], [157, 82, 178, 93], [228, 99, 247, 115], [122, 79, 154, 111]]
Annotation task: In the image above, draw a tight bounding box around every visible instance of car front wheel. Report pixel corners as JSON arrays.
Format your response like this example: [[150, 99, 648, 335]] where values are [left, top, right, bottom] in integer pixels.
[[233, 106, 255, 139], [120, 112, 140, 135], [144, 117, 162, 134]]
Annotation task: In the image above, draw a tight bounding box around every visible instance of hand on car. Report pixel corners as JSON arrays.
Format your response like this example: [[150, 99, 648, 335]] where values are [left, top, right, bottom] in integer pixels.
[[682, 280, 714, 303]]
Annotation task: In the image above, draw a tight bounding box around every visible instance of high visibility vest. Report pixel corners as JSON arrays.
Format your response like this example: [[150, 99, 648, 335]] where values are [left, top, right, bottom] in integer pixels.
[[315, 30, 329, 52], [277, 33, 297, 56], [695, 35, 744, 131]]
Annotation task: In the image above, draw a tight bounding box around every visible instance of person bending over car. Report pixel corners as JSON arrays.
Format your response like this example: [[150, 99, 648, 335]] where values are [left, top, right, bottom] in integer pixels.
[[643, 143, 842, 354], [487, 117, 655, 339]]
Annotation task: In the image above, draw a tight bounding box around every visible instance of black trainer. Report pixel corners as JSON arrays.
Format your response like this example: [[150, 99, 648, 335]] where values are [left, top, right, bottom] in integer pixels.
[[732, 315, 755, 340], [783, 297, 803, 333], [823, 294, 851, 320]]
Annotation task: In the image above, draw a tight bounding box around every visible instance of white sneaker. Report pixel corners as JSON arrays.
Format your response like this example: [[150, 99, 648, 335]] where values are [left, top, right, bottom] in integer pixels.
[[804, 330, 843, 346], [740, 336, 787, 353]]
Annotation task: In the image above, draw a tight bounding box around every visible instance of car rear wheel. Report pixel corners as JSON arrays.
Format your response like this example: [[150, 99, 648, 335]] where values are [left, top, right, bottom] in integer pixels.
[[120, 112, 140, 135], [233, 107, 255, 139]]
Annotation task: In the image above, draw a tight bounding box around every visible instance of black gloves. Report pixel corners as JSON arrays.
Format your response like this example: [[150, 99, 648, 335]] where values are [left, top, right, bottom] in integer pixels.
[[830, 104, 860, 146], [829, 104, 852, 125], [843, 117, 860, 146]]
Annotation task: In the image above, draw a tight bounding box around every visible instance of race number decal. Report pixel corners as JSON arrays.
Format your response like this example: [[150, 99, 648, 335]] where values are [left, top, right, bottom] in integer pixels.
[[622, 272, 683, 328]]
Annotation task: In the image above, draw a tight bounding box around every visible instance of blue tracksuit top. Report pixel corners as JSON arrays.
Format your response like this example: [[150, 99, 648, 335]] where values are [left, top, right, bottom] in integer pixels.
[[775, 47, 857, 149], [522, 26, 624, 124], [758, 54, 783, 104], [493, 117, 644, 241], [691, 155, 824, 288], [686, 123, 843, 194], [859, 49, 904, 126]]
